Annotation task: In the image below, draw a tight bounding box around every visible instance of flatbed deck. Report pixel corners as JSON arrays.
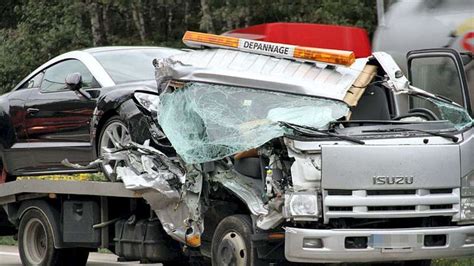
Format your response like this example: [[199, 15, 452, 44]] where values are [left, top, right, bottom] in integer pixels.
[[0, 180, 142, 204]]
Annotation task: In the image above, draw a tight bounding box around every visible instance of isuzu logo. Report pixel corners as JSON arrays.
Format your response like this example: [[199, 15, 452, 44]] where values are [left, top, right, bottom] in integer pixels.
[[373, 176, 414, 185]]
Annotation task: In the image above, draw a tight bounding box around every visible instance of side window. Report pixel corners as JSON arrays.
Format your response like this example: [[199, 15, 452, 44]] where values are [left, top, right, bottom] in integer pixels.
[[40, 60, 98, 92], [19, 72, 44, 90], [410, 56, 464, 106]]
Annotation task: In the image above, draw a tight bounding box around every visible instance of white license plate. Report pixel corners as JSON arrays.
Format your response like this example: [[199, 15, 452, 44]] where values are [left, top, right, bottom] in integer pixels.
[[370, 234, 422, 248]]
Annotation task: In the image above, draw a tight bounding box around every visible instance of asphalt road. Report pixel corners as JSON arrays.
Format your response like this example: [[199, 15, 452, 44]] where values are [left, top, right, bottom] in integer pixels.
[[0, 245, 162, 265]]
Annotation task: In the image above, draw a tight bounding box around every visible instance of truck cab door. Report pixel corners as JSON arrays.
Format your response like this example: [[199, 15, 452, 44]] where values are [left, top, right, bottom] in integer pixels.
[[408, 49, 474, 223], [406, 48, 473, 116]]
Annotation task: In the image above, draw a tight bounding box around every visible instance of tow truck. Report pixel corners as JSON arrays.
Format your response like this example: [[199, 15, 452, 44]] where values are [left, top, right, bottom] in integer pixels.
[[0, 24, 473, 265]]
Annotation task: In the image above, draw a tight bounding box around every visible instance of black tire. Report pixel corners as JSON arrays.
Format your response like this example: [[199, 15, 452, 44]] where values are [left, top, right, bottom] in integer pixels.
[[18, 209, 89, 266], [211, 215, 265, 266], [98, 116, 131, 181]]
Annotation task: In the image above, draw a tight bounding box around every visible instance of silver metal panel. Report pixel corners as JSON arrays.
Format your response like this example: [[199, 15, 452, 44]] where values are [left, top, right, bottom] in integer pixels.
[[321, 144, 460, 190], [325, 193, 458, 207], [169, 49, 368, 101], [323, 188, 460, 222], [285, 225, 474, 263], [0, 180, 141, 202], [460, 128, 474, 177], [289, 135, 459, 152]]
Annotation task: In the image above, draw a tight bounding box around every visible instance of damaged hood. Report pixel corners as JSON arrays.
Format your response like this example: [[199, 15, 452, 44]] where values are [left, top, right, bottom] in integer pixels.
[[158, 48, 368, 101]]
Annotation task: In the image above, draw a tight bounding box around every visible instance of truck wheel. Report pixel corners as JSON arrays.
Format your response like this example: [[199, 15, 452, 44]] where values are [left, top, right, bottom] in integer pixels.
[[18, 209, 63, 266], [98, 116, 131, 181], [211, 215, 264, 266], [18, 209, 90, 266]]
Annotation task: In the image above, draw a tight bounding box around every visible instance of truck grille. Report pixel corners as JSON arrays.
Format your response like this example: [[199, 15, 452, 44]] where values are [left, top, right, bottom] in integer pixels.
[[323, 188, 460, 223]]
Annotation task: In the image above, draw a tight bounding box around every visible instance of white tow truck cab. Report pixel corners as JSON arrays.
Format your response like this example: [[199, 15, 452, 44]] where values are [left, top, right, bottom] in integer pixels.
[[0, 27, 473, 265]]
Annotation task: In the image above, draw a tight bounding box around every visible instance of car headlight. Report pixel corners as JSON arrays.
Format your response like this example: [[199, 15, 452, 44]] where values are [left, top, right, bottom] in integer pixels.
[[132, 91, 160, 117], [461, 171, 474, 222], [284, 192, 319, 219]]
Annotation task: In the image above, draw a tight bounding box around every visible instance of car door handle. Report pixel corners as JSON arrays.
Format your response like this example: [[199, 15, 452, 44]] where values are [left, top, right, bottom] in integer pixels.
[[27, 108, 40, 115]]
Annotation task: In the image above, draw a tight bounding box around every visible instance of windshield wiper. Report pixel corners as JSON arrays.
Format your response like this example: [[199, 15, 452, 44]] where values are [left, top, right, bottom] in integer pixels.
[[279, 121, 365, 145], [363, 128, 459, 142]]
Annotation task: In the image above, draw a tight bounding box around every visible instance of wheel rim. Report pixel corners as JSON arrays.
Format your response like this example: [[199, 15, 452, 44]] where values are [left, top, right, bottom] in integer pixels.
[[217, 231, 247, 266], [23, 218, 48, 264], [99, 121, 131, 178]]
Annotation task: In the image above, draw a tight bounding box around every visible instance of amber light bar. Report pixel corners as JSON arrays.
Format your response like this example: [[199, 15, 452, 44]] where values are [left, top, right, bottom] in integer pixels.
[[182, 31, 355, 66]]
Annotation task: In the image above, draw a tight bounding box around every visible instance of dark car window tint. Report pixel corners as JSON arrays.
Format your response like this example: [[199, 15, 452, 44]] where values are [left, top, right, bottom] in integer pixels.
[[40, 60, 96, 92]]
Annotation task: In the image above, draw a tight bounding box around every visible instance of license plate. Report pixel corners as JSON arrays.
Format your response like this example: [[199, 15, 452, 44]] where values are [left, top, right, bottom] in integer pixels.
[[370, 234, 422, 248]]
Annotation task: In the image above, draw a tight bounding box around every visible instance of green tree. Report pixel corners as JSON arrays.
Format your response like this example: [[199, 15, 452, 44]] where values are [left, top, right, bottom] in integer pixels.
[[0, 0, 377, 94], [0, 0, 91, 93]]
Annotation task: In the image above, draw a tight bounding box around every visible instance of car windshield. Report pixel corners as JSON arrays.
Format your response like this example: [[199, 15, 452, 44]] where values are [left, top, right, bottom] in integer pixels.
[[408, 94, 472, 130], [93, 48, 182, 84], [158, 82, 349, 163]]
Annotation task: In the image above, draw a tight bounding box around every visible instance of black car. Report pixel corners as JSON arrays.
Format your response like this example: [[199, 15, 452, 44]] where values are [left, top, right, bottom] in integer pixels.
[[0, 47, 183, 180]]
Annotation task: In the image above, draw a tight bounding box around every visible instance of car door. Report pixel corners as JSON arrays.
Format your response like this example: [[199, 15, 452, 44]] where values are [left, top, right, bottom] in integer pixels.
[[0, 72, 43, 174], [24, 59, 100, 173], [407, 48, 474, 222]]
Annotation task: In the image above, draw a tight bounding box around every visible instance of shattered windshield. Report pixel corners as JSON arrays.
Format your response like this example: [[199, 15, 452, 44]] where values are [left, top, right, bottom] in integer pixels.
[[158, 82, 349, 164], [409, 94, 473, 130]]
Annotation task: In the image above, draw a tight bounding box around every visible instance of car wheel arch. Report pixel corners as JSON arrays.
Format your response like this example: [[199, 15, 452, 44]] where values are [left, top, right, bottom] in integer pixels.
[[94, 109, 119, 154]]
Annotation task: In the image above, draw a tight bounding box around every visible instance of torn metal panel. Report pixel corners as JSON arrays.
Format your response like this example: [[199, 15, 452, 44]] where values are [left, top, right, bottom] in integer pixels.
[[256, 197, 285, 230], [158, 82, 349, 164], [142, 177, 203, 247], [210, 169, 268, 216], [210, 168, 286, 230], [161, 49, 368, 101], [106, 141, 204, 246]]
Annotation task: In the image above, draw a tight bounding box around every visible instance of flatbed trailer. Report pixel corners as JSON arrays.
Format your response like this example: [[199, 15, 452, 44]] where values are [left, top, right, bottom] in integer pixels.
[[0, 180, 141, 204], [0, 179, 183, 265]]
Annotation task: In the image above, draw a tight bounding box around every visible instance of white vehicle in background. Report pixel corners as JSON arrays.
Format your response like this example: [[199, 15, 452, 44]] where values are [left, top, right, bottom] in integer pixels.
[[374, 0, 474, 111]]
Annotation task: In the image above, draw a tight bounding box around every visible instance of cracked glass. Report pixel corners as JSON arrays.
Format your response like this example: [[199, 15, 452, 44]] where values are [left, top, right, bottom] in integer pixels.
[[158, 82, 349, 163]]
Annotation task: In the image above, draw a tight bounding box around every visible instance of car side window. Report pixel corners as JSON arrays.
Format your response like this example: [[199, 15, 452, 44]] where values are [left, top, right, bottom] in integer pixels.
[[40, 60, 98, 93], [19, 72, 44, 90]]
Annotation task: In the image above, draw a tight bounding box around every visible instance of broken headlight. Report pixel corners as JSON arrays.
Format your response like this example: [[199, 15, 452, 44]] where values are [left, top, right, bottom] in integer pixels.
[[461, 171, 474, 223], [133, 91, 160, 117], [284, 192, 319, 219]]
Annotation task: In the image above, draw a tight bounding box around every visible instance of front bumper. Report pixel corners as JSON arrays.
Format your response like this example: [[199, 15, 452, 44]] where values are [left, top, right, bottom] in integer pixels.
[[285, 225, 474, 263]]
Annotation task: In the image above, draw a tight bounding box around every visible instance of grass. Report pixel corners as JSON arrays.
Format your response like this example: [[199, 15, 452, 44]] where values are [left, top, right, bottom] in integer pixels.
[[433, 258, 474, 266], [0, 236, 16, 245]]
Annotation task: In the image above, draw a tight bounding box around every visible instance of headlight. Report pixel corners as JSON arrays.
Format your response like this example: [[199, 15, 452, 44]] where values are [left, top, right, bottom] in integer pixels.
[[132, 91, 160, 117], [461, 171, 474, 222], [284, 192, 319, 219]]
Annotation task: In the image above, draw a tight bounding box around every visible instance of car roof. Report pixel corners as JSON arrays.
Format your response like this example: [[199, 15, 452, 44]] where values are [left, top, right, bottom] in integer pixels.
[[165, 48, 368, 101], [83, 46, 179, 54]]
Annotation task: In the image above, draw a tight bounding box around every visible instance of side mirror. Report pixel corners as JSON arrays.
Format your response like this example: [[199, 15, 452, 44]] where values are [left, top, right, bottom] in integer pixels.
[[65, 72, 82, 90]]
